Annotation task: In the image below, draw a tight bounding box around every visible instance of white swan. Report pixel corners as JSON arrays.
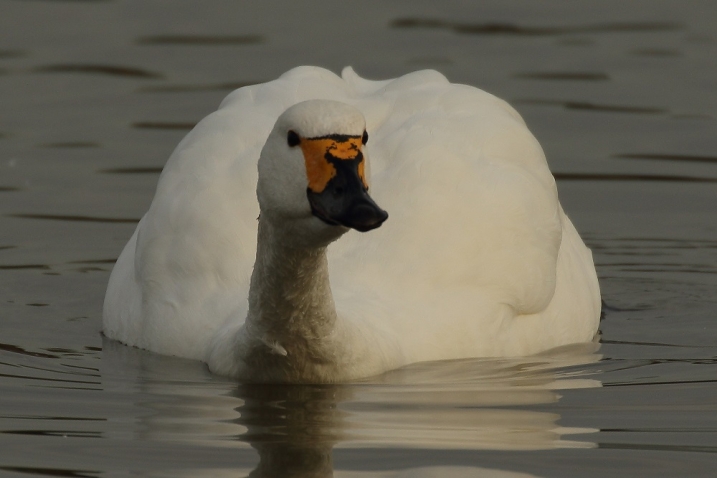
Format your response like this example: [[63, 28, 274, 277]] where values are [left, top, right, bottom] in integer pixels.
[[103, 66, 601, 383]]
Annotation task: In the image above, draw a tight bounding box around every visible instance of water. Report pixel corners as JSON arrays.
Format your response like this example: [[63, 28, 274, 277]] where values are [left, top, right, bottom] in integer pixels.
[[2, 0, 717, 476]]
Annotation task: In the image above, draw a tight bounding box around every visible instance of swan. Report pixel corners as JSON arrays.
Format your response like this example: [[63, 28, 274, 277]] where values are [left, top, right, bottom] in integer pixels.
[[103, 66, 601, 383]]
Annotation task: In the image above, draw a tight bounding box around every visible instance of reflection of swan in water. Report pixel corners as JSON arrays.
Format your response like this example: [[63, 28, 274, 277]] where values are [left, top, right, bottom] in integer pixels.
[[346, 344, 601, 452], [232, 381, 573, 478], [100, 339, 601, 477], [235, 383, 340, 477]]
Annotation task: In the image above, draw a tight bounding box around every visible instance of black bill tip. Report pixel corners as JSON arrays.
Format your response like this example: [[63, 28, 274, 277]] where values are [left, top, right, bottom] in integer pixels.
[[340, 201, 388, 232], [309, 190, 388, 233]]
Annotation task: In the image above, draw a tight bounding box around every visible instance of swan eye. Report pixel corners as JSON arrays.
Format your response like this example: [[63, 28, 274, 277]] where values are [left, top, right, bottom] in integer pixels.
[[287, 130, 300, 147], [362, 130, 368, 145]]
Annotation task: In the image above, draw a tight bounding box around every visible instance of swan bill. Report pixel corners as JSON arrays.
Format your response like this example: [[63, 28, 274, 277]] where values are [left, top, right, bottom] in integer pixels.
[[301, 134, 388, 232], [308, 183, 388, 232]]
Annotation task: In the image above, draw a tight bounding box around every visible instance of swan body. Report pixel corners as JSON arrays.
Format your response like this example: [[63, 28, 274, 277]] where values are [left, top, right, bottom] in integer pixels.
[[103, 66, 601, 383]]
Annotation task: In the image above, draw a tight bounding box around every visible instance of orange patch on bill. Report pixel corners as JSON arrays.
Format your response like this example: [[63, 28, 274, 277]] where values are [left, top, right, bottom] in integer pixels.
[[300, 136, 366, 193], [357, 158, 367, 188]]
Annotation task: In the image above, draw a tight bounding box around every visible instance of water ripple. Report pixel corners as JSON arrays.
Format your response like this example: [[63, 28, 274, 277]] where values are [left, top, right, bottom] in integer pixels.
[[33, 64, 163, 79], [515, 72, 609, 81], [615, 153, 717, 164], [601, 339, 705, 348], [19, 362, 100, 379], [99, 167, 162, 174], [554, 173, 717, 183], [0, 371, 100, 386], [0, 415, 105, 422], [516, 99, 665, 115], [0, 50, 25, 59], [7, 213, 140, 224], [391, 18, 682, 36], [0, 264, 50, 271], [68, 258, 117, 264], [41, 142, 99, 149], [0, 343, 58, 359], [137, 34, 263, 45], [0, 466, 100, 478], [137, 81, 258, 93], [598, 443, 717, 454], [2, 429, 102, 438], [132, 121, 196, 130], [606, 378, 717, 388], [630, 48, 682, 57], [592, 237, 717, 248]]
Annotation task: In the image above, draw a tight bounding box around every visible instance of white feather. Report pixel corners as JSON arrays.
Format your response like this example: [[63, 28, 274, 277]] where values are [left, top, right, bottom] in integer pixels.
[[103, 67, 601, 382]]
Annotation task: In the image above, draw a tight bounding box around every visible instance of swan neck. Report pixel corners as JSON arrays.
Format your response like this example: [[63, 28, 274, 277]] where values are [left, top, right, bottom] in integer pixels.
[[246, 218, 338, 347]]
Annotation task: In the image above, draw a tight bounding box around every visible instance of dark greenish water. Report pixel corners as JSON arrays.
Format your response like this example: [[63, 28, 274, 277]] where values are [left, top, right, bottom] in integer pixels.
[[1, 0, 717, 476]]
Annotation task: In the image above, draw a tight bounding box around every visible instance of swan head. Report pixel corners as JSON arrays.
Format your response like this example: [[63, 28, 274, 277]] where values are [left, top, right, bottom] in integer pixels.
[[257, 100, 388, 244]]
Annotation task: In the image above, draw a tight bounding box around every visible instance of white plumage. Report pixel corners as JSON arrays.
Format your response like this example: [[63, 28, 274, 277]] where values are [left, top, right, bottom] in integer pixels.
[[103, 66, 601, 383]]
